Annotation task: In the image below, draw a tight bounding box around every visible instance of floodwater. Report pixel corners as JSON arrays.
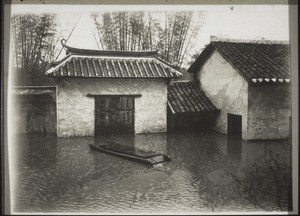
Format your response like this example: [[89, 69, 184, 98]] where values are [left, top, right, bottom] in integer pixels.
[[10, 131, 292, 214]]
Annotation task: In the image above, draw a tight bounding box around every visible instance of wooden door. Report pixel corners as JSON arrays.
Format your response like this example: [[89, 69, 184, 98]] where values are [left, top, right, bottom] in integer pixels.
[[95, 96, 134, 135], [227, 113, 242, 137]]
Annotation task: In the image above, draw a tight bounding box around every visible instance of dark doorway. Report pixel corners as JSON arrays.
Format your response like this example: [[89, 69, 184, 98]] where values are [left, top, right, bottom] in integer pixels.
[[95, 96, 134, 135], [14, 94, 57, 134], [227, 113, 242, 137]]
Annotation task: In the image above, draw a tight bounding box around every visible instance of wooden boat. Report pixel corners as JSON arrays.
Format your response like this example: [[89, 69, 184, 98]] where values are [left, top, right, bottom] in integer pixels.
[[89, 142, 171, 166]]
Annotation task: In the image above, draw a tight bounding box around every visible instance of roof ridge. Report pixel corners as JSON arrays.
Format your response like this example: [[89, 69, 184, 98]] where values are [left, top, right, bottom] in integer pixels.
[[61, 40, 159, 57], [210, 36, 289, 45], [51, 53, 72, 67], [211, 40, 289, 45]]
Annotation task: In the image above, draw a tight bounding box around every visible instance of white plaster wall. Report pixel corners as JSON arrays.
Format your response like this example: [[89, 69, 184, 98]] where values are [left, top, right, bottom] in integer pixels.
[[196, 50, 248, 140], [248, 84, 291, 139], [57, 78, 167, 137]]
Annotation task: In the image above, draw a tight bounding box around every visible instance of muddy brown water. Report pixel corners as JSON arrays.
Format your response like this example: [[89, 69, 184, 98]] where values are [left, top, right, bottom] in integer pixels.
[[10, 132, 291, 213]]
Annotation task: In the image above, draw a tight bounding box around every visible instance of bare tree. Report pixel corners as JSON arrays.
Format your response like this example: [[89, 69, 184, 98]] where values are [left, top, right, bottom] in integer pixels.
[[11, 14, 58, 86], [231, 146, 292, 211]]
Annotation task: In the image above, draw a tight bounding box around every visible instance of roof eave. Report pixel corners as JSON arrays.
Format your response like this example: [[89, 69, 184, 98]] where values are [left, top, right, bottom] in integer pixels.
[[171, 109, 220, 115], [45, 54, 73, 76]]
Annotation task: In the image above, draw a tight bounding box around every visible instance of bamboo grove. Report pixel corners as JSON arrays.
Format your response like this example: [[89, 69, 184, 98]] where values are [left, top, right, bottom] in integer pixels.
[[11, 14, 58, 86], [91, 11, 206, 67]]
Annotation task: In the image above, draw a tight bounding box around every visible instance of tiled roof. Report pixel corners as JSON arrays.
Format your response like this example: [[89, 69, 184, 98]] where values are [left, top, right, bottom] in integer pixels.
[[45, 45, 182, 78], [188, 41, 291, 84], [168, 81, 218, 114]]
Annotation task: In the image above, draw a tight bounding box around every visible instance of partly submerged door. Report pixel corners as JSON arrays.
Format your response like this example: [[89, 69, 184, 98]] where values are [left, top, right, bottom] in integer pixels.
[[227, 113, 242, 137], [95, 96, 134, 135]]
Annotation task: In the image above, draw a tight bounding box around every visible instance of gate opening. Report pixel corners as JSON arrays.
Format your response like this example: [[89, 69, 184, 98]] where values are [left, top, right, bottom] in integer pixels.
[[95, 95, 134, 135], [227, 113, 242, 137]]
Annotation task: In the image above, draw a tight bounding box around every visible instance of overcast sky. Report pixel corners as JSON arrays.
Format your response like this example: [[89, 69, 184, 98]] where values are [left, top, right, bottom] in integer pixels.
[[11, 4, 290, 65]]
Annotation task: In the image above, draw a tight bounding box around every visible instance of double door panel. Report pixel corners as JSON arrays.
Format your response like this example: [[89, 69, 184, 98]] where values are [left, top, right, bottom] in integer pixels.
[[95, 96, 134, 135]]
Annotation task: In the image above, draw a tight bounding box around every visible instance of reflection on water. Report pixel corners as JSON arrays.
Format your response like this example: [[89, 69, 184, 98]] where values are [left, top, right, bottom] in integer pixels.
[[227, 136, 242, 162], [11, 132, 292, 213]]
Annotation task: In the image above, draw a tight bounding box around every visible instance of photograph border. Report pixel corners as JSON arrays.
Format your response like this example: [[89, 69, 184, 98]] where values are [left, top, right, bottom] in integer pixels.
[[1, 0, 298, 215]]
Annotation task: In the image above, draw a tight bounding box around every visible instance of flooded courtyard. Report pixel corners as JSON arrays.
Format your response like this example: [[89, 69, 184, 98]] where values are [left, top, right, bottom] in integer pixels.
[[10, 132, 292, 214]]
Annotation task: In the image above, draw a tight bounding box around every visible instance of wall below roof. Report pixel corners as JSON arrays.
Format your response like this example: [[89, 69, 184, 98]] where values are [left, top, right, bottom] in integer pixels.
[[248, 84, 291, 140], [167, 111, 217, 132], [56, 78, 167, 137], [195, 50, 248, 140]]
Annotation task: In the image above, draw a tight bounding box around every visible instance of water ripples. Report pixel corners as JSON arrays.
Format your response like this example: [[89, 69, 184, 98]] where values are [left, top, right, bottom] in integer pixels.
[[11, 132, 291, 213]]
